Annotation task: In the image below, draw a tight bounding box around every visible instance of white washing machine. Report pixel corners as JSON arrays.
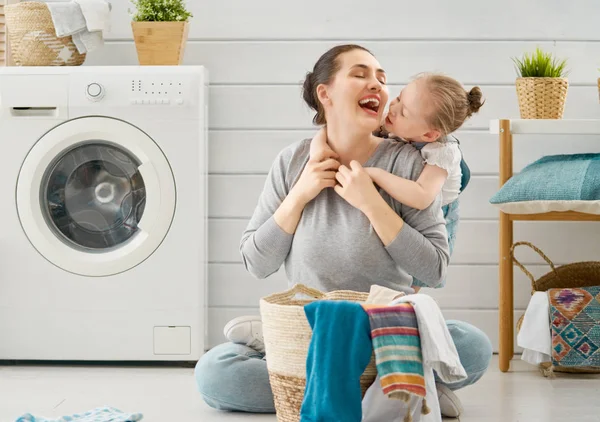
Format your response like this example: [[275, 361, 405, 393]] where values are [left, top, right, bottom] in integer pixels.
[[0, 66, 208, 361]]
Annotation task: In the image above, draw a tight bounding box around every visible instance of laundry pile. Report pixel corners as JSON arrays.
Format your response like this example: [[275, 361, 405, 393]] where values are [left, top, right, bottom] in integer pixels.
[[42, 0, 111, 54], [299, 285, 467, 422]]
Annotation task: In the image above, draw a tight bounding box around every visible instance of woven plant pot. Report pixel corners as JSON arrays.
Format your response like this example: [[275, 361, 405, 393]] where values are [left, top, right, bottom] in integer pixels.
[[4, 2, 85, 66], [515, 77, 568, 119], [259, 284, 377, 422], [132, 21, 189, 65], [513, 242, 600, 376]]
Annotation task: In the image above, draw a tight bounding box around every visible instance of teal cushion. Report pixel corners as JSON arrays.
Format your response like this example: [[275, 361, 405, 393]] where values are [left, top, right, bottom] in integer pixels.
[[490, 153, 600, 214]]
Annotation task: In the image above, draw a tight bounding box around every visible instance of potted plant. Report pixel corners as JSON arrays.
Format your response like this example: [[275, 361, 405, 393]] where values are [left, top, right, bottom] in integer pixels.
[[130, 0, 192, 65], [512, 47, 569, 119]]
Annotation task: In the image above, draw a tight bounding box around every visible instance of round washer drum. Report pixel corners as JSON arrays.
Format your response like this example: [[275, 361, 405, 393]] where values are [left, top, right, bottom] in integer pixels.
[[16, 116, 176, 277]]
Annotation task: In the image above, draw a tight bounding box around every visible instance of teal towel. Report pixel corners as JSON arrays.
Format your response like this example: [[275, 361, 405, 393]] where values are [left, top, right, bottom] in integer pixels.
[[16, 407, 143, 422], [490, 153, 600, 204], [300, 301, 372, 422]]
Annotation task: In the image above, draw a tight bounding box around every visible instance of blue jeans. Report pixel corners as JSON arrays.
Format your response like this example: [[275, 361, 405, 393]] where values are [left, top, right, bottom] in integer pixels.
[[194, 319, 492, 413]]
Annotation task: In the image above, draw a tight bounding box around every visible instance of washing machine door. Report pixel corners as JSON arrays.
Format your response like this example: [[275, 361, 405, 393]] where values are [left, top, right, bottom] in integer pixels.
[[17, 116, 176, 277]]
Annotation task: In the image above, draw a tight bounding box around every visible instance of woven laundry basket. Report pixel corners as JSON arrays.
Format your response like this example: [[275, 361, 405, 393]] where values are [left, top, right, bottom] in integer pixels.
[[4, 1, 86, 66], [259, 284, 377, 422], [515, 77, 568, 119], [513, 242, 600, 376]]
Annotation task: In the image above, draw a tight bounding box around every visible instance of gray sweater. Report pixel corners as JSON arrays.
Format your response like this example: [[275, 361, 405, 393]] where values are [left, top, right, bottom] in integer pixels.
[[239, 138, 449, 294]]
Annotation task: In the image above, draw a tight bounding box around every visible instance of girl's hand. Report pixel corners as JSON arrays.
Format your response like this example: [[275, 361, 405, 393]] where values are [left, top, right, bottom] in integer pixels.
[[290, 152, 340, 206], [334, 160, 382, 213], [309, 127, 339, 162]]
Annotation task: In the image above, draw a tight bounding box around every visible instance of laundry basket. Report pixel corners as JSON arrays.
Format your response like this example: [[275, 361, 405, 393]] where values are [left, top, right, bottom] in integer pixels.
[[513, 241, 600, 375], [259, 284, 377, 422], [4, 1, 86, 66]]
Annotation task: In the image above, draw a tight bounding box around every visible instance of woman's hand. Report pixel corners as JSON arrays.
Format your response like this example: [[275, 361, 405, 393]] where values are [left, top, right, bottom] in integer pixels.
[[289, 151, 340, 207], [334, 160, 382, 213]]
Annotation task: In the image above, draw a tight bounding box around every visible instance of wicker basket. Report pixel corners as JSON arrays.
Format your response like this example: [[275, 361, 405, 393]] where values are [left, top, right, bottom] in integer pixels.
[[515, 77, 568, 119], [259, 284, 377, 422], [4, 2, 86, 66], [1, 2, 7, 66], [512, 241, 600, 376]]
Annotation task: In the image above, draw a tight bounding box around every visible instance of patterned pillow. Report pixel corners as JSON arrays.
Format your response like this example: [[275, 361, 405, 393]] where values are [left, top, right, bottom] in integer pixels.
[[490, 153, 600, 215]]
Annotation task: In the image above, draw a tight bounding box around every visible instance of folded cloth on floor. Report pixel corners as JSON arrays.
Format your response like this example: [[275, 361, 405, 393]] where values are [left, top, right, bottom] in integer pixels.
[[517, 291, 552, 365], [15, 406, 143, 422], [44, 0, 110, 54], [300, 301, 373, 422]]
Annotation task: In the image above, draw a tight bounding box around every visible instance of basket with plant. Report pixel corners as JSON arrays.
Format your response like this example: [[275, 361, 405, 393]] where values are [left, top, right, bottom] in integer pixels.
[[513, 47, 569, 119]]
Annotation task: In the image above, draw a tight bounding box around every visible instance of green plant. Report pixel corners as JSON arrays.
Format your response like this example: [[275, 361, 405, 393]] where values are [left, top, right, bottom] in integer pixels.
[[512, 48, 569, 78], [130, 0, 193, 22]]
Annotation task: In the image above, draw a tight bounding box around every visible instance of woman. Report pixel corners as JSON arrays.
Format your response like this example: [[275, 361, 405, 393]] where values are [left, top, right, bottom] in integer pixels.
[[195, 44, 492, 418]]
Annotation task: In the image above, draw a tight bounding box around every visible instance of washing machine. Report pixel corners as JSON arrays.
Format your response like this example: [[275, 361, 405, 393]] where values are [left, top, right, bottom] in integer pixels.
[[0, 66, 208, 361]]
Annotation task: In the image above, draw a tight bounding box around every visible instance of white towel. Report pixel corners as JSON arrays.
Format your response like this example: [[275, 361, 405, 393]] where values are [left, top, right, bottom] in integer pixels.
[[393, 294, 467, 384], [517, 292, 552, 365], [72, 28, 104, 53], [74, 0, 111, 32], [45, 1, 87, 37], [44, 0, 109, 54]]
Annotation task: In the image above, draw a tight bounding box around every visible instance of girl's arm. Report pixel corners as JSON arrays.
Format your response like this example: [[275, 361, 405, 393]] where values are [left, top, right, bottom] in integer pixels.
[[366, 164, 448, 210]]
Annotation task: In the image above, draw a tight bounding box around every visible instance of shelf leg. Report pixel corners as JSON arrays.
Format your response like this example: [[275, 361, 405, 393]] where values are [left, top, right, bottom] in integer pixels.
[[499, 120, 514, 373]]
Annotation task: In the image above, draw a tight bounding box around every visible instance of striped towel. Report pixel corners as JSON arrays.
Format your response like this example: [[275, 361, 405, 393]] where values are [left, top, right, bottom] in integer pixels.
[[362, 303, 430, 416]]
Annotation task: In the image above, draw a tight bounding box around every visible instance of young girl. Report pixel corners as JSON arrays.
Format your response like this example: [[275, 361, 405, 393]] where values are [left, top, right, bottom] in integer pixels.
[[310, 73, 484, 288]]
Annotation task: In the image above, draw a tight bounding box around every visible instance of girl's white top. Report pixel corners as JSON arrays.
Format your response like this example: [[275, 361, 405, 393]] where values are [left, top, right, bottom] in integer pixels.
[[420, 139, 462, 206]]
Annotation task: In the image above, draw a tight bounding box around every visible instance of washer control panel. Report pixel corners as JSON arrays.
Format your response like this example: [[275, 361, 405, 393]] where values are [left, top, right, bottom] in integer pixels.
[[128, 78, 187, 106], [79, 77, 192, 106], [69, 68, 206, 120]]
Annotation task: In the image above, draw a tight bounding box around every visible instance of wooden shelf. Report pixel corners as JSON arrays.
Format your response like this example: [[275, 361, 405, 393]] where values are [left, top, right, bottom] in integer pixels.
[[490, 119, 600, 135], [492, 118, 600, 374], [507, 211, 600, 222]]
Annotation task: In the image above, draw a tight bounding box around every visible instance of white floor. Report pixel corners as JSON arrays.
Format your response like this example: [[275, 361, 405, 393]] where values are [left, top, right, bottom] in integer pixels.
[[1, 357, 599, 422]]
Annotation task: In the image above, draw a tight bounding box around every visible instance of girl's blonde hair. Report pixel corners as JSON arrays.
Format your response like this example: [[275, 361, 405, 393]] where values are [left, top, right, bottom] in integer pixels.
[[416, 73, 485, 136]]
